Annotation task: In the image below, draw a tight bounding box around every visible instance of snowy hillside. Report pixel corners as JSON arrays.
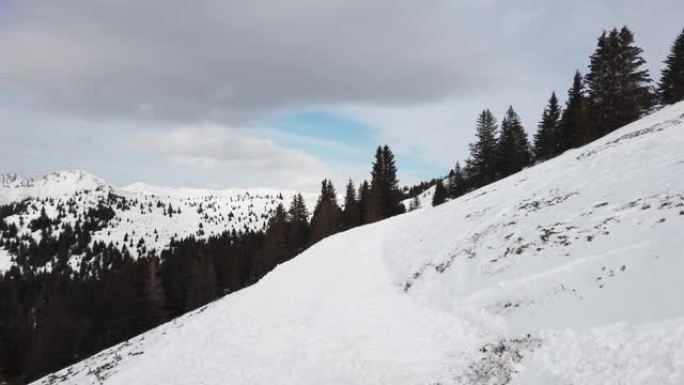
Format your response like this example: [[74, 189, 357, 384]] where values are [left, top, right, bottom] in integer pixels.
[[0, 171, 314, 273], [402, 184, 437, 210], [35, 103, 684, 385]]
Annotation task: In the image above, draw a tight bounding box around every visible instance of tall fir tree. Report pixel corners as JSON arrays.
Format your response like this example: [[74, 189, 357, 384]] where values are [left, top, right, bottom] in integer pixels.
[[309, 180, 342, 244], [369, 145, 404, 222], [431, 181, 448, 207], [585, 27, 654, 134], [286, 194, 309, 255], [259, 203, 290, 270], [557, 71, 596, 153], [357, 181, 371, 225], [341, 179, 360, 230], [659, 28, 684, 105], [533, 92, 562, 161], [496, 106, 532, 178], [447, 162, 465, 198], [467, 109, 499, 187]]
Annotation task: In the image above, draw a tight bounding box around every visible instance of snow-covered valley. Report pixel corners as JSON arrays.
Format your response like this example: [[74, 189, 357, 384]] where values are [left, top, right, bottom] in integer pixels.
[[30, 103, 684, 384]]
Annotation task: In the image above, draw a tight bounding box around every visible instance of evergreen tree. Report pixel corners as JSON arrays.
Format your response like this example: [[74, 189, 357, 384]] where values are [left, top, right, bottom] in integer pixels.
[[659, 28, 684, 105], [341, 180, 360, 230], [496, 106, 532, 178], [447, 162, 465, 198], [557, 71, 596, 152], [286, 194, 309, 255], [467, 109, 499, 187], [358, 181, 371, 225], [369, 145, 404, 222], [255, 203, 291, 277], [381, 145, 405, 217], [309, 180, 342, 244], [431, 181, 448, 207], [533, 92, 562, 161], [585, 27, 654, 134]]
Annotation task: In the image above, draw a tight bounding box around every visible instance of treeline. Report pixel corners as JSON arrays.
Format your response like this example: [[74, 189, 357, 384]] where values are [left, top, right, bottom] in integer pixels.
[[431, 26, 684, 207]]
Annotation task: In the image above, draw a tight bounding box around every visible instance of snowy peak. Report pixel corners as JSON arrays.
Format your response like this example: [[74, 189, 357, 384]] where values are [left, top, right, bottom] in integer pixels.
[[0, 169, 111, 204], [0, 172, 34, 188], [39, 170, 110, 190]]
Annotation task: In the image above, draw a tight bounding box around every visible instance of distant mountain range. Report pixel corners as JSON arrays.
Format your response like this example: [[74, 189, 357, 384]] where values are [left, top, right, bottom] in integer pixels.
[[0, 170, 315, 273]]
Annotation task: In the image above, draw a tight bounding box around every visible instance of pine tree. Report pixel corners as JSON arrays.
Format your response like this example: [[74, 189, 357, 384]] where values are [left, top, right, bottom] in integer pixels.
[[287, 194, 309, 255], [447, 162, 465, 198], [309, 180, 342, 244], [369, 145, 404, 222], [659, 28, 684, 105], [381, 145, 404, 217], [496, 106, 532, 178], [586, 27, 654, 134], [358, 181, 371, 225], [341, 179, 360, 230], [259, 203, 290, 270], [431, 181, 448, 207], [533, 92, 561, 161], [467, 109, 499, 187], [557, 71, 595, 152]]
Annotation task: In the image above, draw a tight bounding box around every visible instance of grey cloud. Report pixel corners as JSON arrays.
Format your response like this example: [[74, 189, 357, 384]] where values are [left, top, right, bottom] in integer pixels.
[[0, 0, 498, 123]]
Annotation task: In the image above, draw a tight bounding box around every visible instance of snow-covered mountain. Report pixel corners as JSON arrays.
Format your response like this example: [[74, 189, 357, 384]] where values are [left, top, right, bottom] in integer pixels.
[[0, 171, 315, 273], [34, 102, 684, 385], [0, 172, 35, 188]]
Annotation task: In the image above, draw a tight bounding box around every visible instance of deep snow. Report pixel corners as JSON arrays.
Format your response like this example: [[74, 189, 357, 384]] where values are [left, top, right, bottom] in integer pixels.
[[35, 102, 684, 384]]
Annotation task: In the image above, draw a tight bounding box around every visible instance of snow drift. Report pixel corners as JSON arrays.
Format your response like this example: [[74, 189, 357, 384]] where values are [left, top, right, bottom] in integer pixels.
[[35, 103, 684, 385]]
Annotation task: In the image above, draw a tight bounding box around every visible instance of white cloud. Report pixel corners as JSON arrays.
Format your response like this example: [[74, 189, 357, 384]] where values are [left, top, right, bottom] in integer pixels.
[[133, 125, 331, 191]]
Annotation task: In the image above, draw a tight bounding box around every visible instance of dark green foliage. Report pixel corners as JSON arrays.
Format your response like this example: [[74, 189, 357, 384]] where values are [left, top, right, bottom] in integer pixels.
[[557, 71, 597, 153], [659, 28, 684, 105], [342, 180, 360, 230], [358, 181, 371, 225], [28, 208, 54, 232], [447, 162, 466, 199], [533, 92, 562, 161], [309, 180, 342, 244], [467, 109, 499, 187], [369, 145, 405, 222], [431, 182, 448, 207], [585, 27, 655, 135], [496, 106, 532, 178], [287, 194, 309, 255]]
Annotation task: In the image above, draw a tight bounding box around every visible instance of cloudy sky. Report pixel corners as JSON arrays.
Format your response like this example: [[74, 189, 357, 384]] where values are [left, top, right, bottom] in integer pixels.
[[1, 0, 682, 192]]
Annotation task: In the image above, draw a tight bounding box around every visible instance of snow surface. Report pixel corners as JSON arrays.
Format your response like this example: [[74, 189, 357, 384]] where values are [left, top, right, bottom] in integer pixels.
[[0, 247, 13, 272], [34, 103, 684, 384]]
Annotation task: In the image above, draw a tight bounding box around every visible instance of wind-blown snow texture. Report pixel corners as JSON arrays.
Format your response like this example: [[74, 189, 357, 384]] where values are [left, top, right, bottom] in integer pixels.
[[35, 103, 684, 384], [0, 170, 315, 272]]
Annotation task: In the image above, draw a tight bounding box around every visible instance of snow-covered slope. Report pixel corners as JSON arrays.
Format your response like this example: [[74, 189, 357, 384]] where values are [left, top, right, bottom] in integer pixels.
[[0, 171, 315, 272], [402, 184, 437, 210], [35, 103, 684, 385]]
